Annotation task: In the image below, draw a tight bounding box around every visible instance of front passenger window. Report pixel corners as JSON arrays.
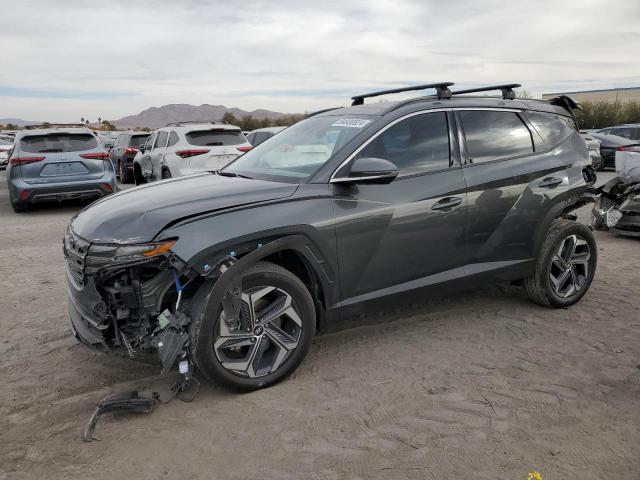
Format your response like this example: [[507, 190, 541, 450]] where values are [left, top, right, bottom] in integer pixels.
[[154, 131, 168, 149], [357, 112, 450, 176]]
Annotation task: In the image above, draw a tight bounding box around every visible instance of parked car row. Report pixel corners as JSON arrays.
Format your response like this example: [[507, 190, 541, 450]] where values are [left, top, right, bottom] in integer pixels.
[[582, 123, 640, 171]]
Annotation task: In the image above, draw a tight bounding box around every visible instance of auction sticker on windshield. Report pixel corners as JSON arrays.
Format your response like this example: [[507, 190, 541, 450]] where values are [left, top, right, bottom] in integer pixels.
[[331, 119, 371, 128]]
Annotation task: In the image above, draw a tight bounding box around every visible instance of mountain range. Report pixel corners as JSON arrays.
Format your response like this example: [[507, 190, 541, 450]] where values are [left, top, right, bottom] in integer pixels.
[[111, 104, 295, 129]]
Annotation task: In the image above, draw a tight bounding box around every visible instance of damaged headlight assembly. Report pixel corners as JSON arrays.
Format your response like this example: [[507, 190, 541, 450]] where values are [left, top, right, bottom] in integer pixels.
[[84, 239, 177, 272]]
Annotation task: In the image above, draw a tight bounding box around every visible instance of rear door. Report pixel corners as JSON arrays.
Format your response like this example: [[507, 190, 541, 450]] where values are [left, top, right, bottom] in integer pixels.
[[19, 132, 105, 184], [455, 109, 561, 270], [333, 110, 469, 305], [186, 128, 246, 172], [138, 132, 157, 179], [150, 131, 168, 178]]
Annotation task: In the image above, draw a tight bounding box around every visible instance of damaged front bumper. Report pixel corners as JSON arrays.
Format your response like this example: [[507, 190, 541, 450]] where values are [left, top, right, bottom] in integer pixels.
[[64, 228, 194, 358]]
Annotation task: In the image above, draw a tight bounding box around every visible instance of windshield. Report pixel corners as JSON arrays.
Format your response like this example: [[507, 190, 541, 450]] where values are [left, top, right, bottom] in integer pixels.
[[221, 115, 375, 183]]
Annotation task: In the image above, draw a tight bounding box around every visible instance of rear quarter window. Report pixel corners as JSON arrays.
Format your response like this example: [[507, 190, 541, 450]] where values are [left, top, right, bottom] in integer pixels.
[[186, 129, 245, 146], [458, 111, 534, 163], [20, 133, 98, 153], [526, 111, 575, 147]]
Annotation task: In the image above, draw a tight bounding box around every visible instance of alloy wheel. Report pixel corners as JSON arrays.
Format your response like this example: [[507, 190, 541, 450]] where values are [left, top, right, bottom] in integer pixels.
[[213, 286, 303, 378], [549, 234, 591, 298]]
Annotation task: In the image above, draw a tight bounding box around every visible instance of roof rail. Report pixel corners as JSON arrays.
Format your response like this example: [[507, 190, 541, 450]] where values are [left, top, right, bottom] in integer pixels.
[[24, 123, 87, 130], [351, 82, 454, 106], [451, 84, 521, 100], [165, 120, 228, 127]]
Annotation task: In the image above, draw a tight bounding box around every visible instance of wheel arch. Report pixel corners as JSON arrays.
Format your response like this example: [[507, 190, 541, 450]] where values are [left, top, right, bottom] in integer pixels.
[[187, 234, 338, 330]]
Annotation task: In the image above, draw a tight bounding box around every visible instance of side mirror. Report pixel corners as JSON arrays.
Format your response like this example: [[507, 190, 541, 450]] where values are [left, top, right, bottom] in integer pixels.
[[139, 145, 146, 153], [332, 157, 399, 185]]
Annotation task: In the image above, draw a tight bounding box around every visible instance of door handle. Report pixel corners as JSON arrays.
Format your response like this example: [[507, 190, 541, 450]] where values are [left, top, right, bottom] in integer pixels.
[[539, 177, 564, 188], [432, 196, 463, 210]]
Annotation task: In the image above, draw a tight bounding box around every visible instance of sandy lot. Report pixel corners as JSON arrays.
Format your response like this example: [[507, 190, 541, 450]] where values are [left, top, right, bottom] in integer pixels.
[[0, 171, 638, 480]]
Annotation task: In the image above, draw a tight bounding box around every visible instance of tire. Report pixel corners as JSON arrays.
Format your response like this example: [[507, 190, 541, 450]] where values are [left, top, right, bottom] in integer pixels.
[[120, 161, 133, 184], [161, 168, 172, 179], [524, 219, 597, 308], [11, 200, 28, 213], [133, 164, 146, 186], [190, 261, 316, 390]]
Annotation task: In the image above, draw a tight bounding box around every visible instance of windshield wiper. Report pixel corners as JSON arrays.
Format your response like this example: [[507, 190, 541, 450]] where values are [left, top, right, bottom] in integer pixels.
[[217, 171, 253, 180]]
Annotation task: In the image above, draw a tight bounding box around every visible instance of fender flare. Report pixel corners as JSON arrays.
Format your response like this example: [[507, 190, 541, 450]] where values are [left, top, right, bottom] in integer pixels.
[[191, 234, 337, 332]]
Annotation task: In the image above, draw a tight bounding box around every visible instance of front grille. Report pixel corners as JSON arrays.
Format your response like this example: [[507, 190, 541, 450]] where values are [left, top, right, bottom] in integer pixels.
[[64, 230, 90, 287]]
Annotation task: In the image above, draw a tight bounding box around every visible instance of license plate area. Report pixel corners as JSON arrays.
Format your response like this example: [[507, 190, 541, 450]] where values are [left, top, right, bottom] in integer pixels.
[[41, 162, 89, 176]]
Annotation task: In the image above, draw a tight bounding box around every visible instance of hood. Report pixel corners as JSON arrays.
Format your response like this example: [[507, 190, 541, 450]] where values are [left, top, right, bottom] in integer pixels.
[[71, 173, 298, 243]]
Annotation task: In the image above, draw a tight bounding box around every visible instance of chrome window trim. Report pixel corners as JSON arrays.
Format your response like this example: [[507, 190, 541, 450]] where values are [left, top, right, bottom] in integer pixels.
[[328, 107, 524, 183]]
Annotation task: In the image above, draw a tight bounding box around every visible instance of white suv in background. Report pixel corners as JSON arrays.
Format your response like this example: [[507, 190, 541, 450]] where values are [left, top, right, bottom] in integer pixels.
[[133, 121, 252, 183]]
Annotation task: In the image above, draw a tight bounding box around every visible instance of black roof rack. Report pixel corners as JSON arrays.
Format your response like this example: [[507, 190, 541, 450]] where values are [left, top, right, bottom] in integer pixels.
[[166, 120, 228, 127], [351, 82, 454, 106], [451, 84, 521, 100]]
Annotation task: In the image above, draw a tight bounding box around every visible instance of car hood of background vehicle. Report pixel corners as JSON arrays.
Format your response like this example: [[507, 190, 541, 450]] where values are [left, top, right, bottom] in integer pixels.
[[71, 173, 299, 244]]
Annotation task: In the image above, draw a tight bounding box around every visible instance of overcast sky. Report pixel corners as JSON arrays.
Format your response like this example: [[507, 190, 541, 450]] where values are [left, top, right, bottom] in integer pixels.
[[1, 0, 639, 122]]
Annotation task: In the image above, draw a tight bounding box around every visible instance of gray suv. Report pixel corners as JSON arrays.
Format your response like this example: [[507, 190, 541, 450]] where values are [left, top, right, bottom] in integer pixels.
[[7, 126, 116, 212], [64, 83, 597, 390]]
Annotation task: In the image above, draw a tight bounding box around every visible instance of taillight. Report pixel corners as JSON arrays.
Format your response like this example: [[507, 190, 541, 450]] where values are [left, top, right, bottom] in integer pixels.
[[616, 145, 640, 152], [10, 156, 45, 166], [125, 147, 139, 155], [175, 149, 210, 158], [237, 146, 253, 153], [80, 152, 111, 160]]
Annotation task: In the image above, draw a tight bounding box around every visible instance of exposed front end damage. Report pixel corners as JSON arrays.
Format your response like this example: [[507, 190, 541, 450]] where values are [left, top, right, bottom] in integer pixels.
[[64, 229, 203, 372]]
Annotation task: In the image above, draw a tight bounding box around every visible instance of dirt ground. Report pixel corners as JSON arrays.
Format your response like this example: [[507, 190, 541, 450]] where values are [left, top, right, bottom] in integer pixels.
[[0, 170, 638, 480]]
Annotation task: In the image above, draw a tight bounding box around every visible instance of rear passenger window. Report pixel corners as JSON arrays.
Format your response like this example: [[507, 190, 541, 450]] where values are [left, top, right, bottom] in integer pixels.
[[459, 111, 533, 163], [167, 131, 179, 147], [526, 111, 574, 147], [358, 112, 450, 176]]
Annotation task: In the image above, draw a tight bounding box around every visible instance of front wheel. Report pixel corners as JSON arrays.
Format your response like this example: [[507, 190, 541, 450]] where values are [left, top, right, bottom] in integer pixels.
[[524, 219, 597, 308], [190, 261, 316, 390]]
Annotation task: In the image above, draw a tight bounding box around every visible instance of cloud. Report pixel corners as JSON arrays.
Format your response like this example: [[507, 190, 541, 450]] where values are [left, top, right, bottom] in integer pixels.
[[1, 0, 639, 121]]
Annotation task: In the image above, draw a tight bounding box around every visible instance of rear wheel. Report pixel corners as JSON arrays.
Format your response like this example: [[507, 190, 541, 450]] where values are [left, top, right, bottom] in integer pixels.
[[190, 261, 316, 390], [119, 160, 133, 183], [133, 163, 146, 186], [161, 168, 172, 179], [524, 219, 597, 308], [11, 199, 28, 213]]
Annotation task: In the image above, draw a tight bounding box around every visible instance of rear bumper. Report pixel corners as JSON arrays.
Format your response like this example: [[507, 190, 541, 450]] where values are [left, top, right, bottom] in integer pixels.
[[8, 174, 116, 204]]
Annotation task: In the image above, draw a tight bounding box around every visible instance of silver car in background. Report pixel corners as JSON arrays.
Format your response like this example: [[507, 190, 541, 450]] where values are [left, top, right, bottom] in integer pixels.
[[133, 121, 252, 183], [6, 126, 116, 212], [246, 126, 287, 146], [0, 138, 12, 169]]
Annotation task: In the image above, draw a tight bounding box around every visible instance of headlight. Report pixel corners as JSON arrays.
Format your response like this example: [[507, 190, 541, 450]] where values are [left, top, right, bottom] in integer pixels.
[[85, 239, 177, 273]]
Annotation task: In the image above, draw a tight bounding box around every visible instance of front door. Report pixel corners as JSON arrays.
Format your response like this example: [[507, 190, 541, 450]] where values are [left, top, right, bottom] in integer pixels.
[[332, 111, 469, 307]]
